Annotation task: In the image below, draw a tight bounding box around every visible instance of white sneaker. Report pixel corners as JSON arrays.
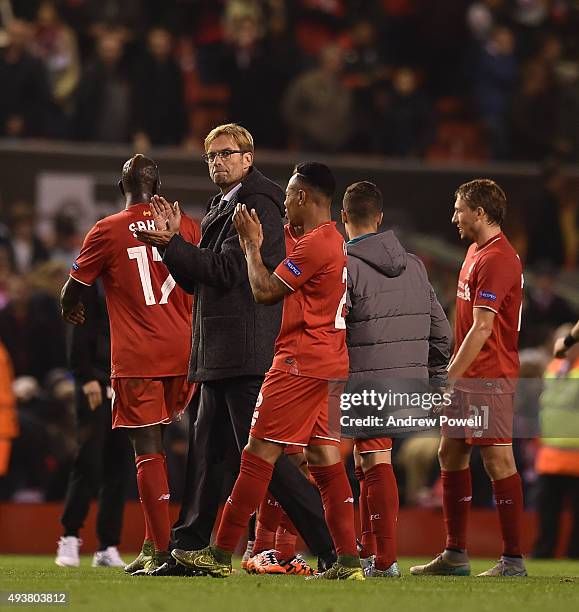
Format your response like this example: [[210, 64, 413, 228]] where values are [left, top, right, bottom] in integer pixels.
[[55, 536, 81, 567], [92, 547, 126, 568]]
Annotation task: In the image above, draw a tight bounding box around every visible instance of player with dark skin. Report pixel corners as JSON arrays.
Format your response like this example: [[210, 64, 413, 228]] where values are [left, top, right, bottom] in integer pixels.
[[61, 156, 164, 458]]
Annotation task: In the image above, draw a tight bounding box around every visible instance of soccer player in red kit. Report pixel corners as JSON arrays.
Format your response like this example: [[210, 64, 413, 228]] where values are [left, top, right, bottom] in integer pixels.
[[60, 155, 200, 573], [172, 162, 363, 580], [411, 179, 527, 577]]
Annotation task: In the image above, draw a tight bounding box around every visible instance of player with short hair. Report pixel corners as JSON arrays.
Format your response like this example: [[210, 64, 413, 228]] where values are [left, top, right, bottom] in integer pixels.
[[341, 180, 451, 578], [410, 179, 526, 577], [172, 162, 363, 580], [60, 154, 199, 574]]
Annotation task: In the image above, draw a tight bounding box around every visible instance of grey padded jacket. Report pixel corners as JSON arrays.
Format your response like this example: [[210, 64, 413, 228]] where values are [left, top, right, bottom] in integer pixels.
[[346, 230, 452, 384]]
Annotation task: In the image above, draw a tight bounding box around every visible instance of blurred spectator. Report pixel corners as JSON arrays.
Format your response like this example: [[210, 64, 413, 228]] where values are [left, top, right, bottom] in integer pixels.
[[73, 31, 130, 142], [520, 265, 577, 349], [0, 247, 13, 310], [10, 203, 50, 275], [132, 27, 187, 150], [378, 67, 432, 157], [466, 0, 505, 43], [220, 10, 280, 147], [511, 60, 559, 161], [49, 211, 81, 267], [283, 44, 352, 152], [342, 19, 388, 151], [533, 324, 579, 559], [0, 19, 53, 138], [0, 275, 66, 384], [472, 25, 518, 159], [396, 434, 440, 506], [31, 1, 80, 116], [525, 162, 567, 270]]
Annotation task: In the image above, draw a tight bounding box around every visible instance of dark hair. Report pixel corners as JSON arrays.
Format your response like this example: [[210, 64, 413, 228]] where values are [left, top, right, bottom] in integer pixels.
[[121, 154, 160, 196], [343, 181, 383, 224], [293, 162, 336, 200], [455, 178, 506, 226]]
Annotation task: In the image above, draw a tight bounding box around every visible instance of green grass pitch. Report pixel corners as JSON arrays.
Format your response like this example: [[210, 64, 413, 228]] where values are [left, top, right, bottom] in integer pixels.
[[0, 556, 578, 612]]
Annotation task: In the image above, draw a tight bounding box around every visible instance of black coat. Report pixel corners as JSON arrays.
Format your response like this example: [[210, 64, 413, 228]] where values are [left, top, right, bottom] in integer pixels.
[[163, 167, 285, 382], [68, 281, 110, 386]]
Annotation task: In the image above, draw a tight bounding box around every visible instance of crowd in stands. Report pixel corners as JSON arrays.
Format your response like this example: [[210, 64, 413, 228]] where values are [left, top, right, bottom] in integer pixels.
[[0, 2, 578, 542], [0, 0, 578, 160]]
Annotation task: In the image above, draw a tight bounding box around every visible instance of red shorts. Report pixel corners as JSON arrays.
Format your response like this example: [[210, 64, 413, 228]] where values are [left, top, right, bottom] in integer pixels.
[[250, 369, 342, 447], [111, 376, 195, 428], [442, 389, 513, 446], [285, 445, 305, 455], [355, 437, 393, 453]]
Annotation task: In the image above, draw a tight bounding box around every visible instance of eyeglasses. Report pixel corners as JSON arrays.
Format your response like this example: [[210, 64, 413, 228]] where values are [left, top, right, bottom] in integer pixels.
[[202, 149, 245, 163]]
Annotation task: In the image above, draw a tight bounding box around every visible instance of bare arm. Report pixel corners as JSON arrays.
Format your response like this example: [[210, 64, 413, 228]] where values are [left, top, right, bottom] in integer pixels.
[[233, 204, 290, 305], [447, 307, 495, 382], [60, 276, 86, 325]]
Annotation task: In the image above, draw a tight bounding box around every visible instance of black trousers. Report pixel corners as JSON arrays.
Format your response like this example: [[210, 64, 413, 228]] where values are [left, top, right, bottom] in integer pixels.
[[172, 376, 335, 562], [61, 383, 133, 549], [533, 473, 579, 559]]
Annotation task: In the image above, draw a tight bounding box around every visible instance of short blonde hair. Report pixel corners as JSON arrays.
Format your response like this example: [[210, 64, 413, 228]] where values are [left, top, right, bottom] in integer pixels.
[[204, 123, 254, 154]]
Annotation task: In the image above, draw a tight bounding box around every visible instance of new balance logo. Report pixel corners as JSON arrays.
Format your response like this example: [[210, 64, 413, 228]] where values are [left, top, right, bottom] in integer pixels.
[[158, 493, 170, 501], [344, 497, 354, 504], [458, 496, 472, 502]]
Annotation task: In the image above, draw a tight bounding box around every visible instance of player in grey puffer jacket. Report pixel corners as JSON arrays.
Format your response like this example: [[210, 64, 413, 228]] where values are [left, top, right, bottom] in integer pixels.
[[341, 181, 452, 578]]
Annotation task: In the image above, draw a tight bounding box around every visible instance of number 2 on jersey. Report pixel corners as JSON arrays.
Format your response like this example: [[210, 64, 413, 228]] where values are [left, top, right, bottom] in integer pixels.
[[127, 246, 176, 306], [334, 266, 348, 329]]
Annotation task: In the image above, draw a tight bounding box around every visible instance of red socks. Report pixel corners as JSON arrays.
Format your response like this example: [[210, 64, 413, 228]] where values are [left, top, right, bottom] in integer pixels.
[[442, 468, 472, 551], [136, 453, 171, 552], [493, 472, 523, 557], [365, 463, 398, 570], [309, 462, 358, 557], [215, 450, 274, 553], [355, 466, 376, 558], [254, 493, 281, 553]]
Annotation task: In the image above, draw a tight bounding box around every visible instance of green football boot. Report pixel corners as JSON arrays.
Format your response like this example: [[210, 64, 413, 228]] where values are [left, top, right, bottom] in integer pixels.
[[172, 546, 232, 578], [124, 540, 154, 574], [306, 557, 365, 581]]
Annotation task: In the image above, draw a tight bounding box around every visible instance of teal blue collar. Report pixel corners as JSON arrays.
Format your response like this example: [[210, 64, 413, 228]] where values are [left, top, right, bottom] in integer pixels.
[[347, 232, 377, 246]]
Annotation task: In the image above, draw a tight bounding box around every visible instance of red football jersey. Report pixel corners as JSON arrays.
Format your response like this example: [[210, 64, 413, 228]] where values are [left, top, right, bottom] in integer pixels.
[[272, 222, 349, 380], [454, 232, 523, 381], [70, 203, 200, 378]]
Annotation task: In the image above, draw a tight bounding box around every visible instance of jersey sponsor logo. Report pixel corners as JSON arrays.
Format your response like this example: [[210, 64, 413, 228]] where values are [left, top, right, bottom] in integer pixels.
[[478, 290, 497, 301], [72, 262, 79, 271], [284, 259, 301, 276]]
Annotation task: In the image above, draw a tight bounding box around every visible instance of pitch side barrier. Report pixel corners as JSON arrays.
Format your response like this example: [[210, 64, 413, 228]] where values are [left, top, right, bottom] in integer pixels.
[[0, 140, 577, 305]]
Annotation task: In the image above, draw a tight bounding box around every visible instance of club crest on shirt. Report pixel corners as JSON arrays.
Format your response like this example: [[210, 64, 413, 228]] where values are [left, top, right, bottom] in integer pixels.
[[478, 290, 497, 301], [284, 259, 301, 276], [143, 210, 152, 216]]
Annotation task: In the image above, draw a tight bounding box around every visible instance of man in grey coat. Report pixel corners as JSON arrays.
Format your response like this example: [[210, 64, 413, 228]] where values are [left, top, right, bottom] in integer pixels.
[[135, 123, 335, 575], [341, 181, 452, 578]]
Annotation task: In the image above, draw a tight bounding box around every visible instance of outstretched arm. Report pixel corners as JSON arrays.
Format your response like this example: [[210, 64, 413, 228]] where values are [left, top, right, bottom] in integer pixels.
[[233, 204, 290, 305]]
